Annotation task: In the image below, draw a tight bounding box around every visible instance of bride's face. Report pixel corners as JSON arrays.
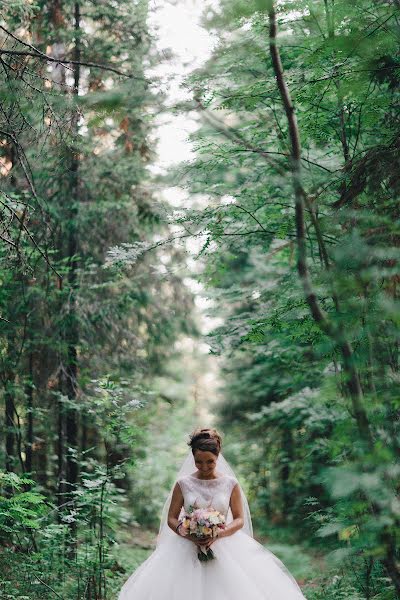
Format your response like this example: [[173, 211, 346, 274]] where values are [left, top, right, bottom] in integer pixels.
[[194, 450, 218, 476]]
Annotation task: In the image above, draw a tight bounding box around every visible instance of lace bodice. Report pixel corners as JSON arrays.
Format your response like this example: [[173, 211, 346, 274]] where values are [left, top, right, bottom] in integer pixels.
[[177, 473, 238, 518]]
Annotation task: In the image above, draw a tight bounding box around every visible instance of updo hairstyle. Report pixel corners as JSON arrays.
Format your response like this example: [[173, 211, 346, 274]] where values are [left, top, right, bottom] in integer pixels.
[[188, 427, 222, 457]]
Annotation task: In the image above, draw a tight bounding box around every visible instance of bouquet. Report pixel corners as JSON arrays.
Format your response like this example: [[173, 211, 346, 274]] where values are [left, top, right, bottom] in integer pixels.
[[178, 505, 226, 562]]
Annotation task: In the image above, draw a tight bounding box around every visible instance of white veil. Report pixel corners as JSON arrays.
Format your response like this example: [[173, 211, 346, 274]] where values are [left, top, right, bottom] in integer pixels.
[[157, 451, 253, 547]]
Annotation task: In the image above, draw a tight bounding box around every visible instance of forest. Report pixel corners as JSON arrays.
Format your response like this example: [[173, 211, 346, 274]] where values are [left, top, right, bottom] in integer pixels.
[[0, 0, 399, 598]]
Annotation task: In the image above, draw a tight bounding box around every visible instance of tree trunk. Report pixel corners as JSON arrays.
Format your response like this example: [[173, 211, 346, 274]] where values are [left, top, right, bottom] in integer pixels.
[[5, 377, 16, 472], [383, 537, 400, 598], [267, 0, 373, 448], [53, 0, 81, 521], [25, 353, 34, 473], [267, 2, 400, 592], [62, 0, 81, 525], [281, 428, 294, 519], [67, 0, 80, 477]]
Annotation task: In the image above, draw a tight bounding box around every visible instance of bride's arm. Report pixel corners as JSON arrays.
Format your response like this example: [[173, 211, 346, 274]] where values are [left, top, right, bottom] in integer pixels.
[[167, 482, 185, 535], [218, 484, 244, 539], [167, 482, 197, 544]]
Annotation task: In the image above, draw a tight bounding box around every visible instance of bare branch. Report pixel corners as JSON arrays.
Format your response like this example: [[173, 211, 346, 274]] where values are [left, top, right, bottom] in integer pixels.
[[0, 25, 146, 80], [0, 49, 142, 79]]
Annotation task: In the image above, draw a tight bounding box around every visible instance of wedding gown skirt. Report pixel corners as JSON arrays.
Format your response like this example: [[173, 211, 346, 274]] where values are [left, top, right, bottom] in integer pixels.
[[118, 527, 306, 599], [118, 474, 306, 599]]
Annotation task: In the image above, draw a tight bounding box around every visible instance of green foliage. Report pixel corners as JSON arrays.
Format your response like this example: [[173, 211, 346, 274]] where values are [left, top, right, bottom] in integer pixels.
[[0, 464, 131, 598], [0, 472, 46, 535], [1, 0, 399, 596], [171, 0, 400, 596], [0, 0, 196, 596]]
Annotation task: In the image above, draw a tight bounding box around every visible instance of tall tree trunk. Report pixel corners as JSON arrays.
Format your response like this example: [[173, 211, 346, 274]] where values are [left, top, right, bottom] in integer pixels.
[[281, 428, 294, 519], [5, 376, 16, 472], [50, 0, 69, 512], [25, 353, 34, 473], [63, 0, 81, 516], [267, 0, 372, 448], [54, 0, 81, 520], [267, 2, 400, 593], [57, 367, 66, 509], [383, 534, 400, 598]]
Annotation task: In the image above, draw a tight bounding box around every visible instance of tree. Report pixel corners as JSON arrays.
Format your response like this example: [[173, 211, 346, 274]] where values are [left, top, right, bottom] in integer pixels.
[[175, 0, 400, 594]]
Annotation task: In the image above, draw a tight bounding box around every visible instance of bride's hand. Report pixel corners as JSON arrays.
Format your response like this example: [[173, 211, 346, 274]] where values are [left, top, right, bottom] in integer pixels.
[[187, 535, 210, 549], [196, 532, 220, 549], [181, 532, 203, 546]]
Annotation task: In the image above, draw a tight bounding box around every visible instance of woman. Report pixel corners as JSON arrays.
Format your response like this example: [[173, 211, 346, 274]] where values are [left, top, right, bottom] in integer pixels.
[[118, 428, 307, 599]]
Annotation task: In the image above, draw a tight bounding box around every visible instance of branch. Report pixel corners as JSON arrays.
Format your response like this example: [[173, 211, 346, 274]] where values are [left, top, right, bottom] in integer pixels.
[[193, 97, 333, 173], [0, 26, 146, 80], [235, 147, 334, 173], [104, 225, 285, 269], [0, 49, 142, 79], [0, 190, 62, 279], [302, 64, 400, 86]]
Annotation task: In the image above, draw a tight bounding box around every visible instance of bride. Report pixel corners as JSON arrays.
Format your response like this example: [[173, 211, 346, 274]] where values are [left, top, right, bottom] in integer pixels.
[[118, 428, 307, 599]]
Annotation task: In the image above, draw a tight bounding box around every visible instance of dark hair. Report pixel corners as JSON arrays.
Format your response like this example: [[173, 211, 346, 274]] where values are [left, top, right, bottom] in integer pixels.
[[188, 427, 222, 456]]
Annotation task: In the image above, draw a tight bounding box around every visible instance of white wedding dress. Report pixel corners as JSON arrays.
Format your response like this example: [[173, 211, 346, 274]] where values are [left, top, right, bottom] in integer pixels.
[[118, 470, 307, 599]]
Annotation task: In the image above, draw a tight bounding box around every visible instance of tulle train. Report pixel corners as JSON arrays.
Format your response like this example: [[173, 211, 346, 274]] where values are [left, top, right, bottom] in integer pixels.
[[118, 530, 306, 599]]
